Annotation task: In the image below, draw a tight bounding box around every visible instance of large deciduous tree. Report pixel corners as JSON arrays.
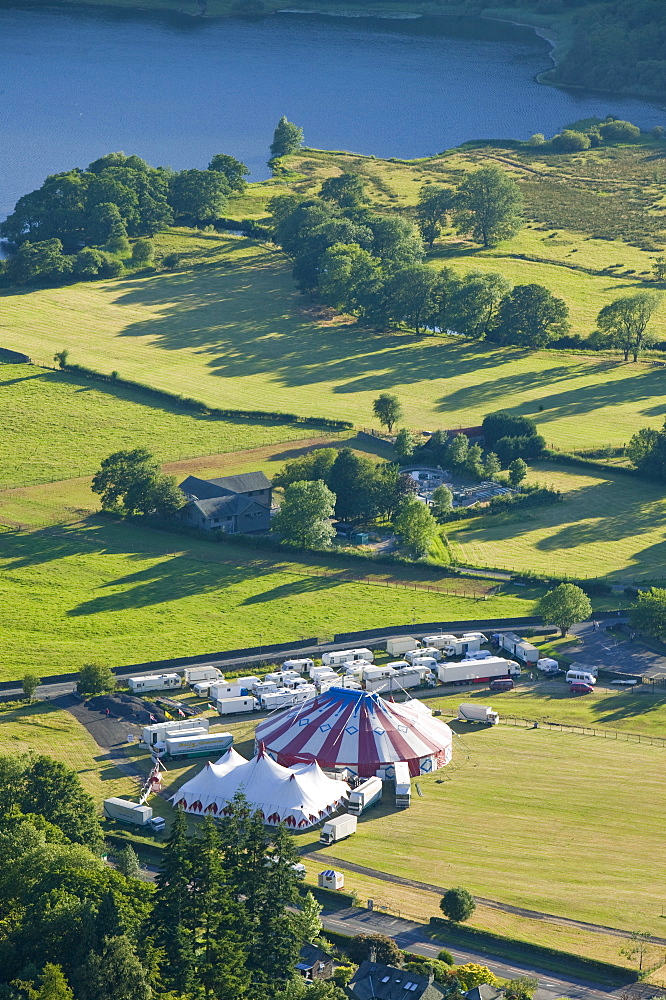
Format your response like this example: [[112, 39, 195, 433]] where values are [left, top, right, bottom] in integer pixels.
[[319, 172, 367, 209], [452, 165, 522, 247], [168, 169, 230, 221], [595, 293, 660, 361], [537, 583, 592, 637], [630, 588, 666, 641], [208, 153, 250, 192], [271, 480, 336, 548], [393, 496, 439, 557], [92, 448, 183, 517], [490, 284, 569, 347], [439, 886, 476, 923], [372, 393, 403, 433], [416, 184, 453, 249]]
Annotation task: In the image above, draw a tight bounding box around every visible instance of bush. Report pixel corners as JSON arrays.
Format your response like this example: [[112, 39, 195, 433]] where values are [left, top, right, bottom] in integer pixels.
[[161, 252, 182, 270], [551, 130, 591, 152], [482, 412, 538, 448], [599, 119, 641, 143], [438, 949, 454, 965], [77, 662, 116, 695], [495, 434, 546, 466]]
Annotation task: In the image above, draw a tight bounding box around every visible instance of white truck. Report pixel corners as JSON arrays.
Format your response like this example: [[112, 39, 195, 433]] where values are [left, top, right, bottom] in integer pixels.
[[499, 632, 539, 665], [104, 796, 166, 832], [141, 718, 209, 747], [386, 636, 418, 656], [457, 703, 499, 725], [216, 695, 259, 715], [319, 814, 357, 844], [128, 673, 182, 693], [438, 656, 520, 685], [440, 633, 485, 657], [394, 761, 411, 809], [322, 647, 374, 667], [183, 666, 223, 685], [160, 731, 233, 758], [348, 776, 383, 815]]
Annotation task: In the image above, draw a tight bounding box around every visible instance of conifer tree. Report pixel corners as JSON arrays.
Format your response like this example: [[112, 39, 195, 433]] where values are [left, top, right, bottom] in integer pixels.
[[150, 808, 197, 993]]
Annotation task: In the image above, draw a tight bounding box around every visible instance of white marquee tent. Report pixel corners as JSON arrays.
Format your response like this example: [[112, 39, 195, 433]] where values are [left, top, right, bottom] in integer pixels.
[[170, 745, 349, 829]]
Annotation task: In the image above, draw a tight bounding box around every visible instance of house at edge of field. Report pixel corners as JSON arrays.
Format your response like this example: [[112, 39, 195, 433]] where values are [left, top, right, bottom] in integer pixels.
[[296, 943, 334, 981], [347, 961, 448, 1000], [177, 471, 272, 534]]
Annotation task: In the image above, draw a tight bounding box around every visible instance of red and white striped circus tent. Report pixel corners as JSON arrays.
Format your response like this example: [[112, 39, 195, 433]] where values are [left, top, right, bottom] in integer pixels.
[[170, 745, 349, 829], [255, 687, 453, 778]]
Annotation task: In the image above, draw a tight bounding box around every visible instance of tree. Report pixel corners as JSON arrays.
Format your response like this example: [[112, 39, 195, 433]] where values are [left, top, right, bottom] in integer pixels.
[[595, 293, 660, 361], [92, 448, 183, 516], [482, 412, 538, 448], [620, 931, 652, 973], [452, 165, 522, 247], [384, 264, 436, 334], [79, 934, 151, 1000], [465, 443, 484, 479], [537, 583, 592, 637], [447, 433, 469, 469], [373, 393, 403, 433], [131, 238, 154, 265], [327, 448, 379, 523], [447, 271, 511, 339], [483, 452, 501, 481], [116, 845, 141, 879], [4, 239, 73, 285], [439, 887, 476, 923], [438, 949, 454, 965], [630, 588, 666, 641], [271, 480, 336, 548], [504, 976, 539, 1000], [508, 458, 528, 487], [318, 243, 384, 318], [416, 184, 453, 249], [298, 890, 323, 943], [20, 755, 103, 849], [627, 426, 663, 476], [35, 964, 75, 1000], [491, 284, 569, 347], [599, 119, 640, 142], [168, 169, 229, 221], [269, 116, 304, 163], [551, 129, 591, 152], [528, 133, 545, 146], [22, 673, 40, 701], [320, 173, 367, 209], [151, 808, 197, 994], [348, 932, 404, 967], [53, 349, 69, 369], [273, 448, 338, 489], [431, 485, 453, 520], [395, 428, 415, 463], [653, 256, 666, 282], [394, 497, 438, 558], [453, 964, 499, 990], [77, 662, 116, 695], [208, 153, 250, 192]]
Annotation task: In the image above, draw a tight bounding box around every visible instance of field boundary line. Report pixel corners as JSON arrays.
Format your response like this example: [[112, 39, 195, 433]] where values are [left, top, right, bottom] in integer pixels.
[[501, 715, 666, 747]]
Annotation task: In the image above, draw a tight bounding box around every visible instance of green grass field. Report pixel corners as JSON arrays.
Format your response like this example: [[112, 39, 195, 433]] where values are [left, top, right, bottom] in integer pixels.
[[0, 700, 135, 804], [445, 461, 666, 581], [0, 518, 537, 680], [0, 362, 335, 488], [3, 233, 666, 451]]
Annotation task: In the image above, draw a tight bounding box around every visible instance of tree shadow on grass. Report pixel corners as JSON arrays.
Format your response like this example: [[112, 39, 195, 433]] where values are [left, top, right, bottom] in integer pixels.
[[241, 574, 347, 605]]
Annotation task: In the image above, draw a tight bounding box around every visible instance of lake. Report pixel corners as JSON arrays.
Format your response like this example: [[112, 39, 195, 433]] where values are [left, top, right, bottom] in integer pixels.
[[0, 6, 664, 219]]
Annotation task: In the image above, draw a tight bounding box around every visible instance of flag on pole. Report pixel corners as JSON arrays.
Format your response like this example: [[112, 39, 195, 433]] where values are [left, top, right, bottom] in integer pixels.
[[178, 708, 186, 718], [149, 714, 157, 723]]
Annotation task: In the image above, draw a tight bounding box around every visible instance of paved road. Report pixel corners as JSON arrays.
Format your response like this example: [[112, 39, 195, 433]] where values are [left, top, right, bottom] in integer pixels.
[[320, 907, 625, 1000], [568, 621, 666, 681]]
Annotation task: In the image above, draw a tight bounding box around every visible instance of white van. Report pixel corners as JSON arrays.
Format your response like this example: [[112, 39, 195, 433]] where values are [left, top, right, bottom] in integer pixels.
[[566, 668, 597, 686]]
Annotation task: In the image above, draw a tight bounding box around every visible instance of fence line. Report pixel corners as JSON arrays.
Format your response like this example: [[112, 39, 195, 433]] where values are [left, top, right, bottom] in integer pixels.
[[501, 715, 666, 747]]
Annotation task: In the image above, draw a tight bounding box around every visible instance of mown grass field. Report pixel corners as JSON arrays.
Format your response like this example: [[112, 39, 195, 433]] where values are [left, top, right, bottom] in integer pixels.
[[0, 518, 537, 680], [3, 233, 666, 451], [445, 461, 666, 581], [296, 725, 666, 937], [0, 362, 335, 488], [0, 700, 135, 804]]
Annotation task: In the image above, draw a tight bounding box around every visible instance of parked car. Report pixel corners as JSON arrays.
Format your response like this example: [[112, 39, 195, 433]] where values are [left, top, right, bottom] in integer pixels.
[[489, 677, 514, 692], [569, 682, 594, 695]]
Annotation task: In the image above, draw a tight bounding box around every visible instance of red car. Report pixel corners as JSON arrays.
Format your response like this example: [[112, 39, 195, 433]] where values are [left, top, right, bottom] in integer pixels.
[[570, 682, 594, 695], [489, 678, 514, 692]]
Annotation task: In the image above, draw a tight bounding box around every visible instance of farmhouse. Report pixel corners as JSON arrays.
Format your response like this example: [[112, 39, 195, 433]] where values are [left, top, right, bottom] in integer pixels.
[[177, 471, 272, 533], [348, 961, 448, 1000], [296, 943, 334, 981]]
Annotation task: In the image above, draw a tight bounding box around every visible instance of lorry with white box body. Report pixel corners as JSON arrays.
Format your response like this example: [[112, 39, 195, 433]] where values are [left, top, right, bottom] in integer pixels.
[[498, 632, 539, 665], [183, 666, 223, 685], [128, 673, 182, 693], [320, 814, 357, 844], [141, 718, 209, 747], [438, 657, 520, 685], [322, 648, 374, 667], [386, 636, 419, 656], [234, 676, 261, 692], [161, 732, 233, 759], [282, 658, 314, 674], [216, 696, 259, 715], [104, 797, 165, 832], [393, 761, 411, 809], [457, 703, 499, 725], [348, 776, 383, 815]]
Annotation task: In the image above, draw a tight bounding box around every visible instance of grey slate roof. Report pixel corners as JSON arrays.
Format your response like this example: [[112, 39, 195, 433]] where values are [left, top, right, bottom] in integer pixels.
[[348, 962, 447, 1000], [465, 987, 504, 1000], [297, 943, 333, 970], [189, 494, 254, 519], [179, 472, 271, 501]]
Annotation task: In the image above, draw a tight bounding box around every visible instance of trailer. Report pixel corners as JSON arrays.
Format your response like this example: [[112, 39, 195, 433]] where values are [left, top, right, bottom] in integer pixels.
[[234, 676, 261, 691], [322, 648, 374, 667], [161, 731, 233, 758], [259, 687, 315, 710], [422, 634, 458, 650], [386, 636, 419, 656], [104, 797, 165, 832], [141, 718, 209, 747], [210, 682, 244, 701], [437, 656, 520, 685], [499, 632, 539, 665], [405, 647, 442, 664], [183, 666, 223, 685], [216, 696, 259, 715], [348, 776, 383, 815], [282, 658, 314, 674], [537, 657, 560, 675], [440, 633, 485, 657], [393, 761, 411, 809], [320, 814, 357, 844], [128, 673, 182, 693], [457, 703, 499, 725]]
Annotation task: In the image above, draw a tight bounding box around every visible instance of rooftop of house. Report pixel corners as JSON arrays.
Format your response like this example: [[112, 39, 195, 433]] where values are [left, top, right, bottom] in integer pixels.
[[297, 943, 334, 970], [348, 961, 447, 1000], [464, 986, 504, 1000], [179, 472, 271, 500], [188, 494, 257, 519]]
